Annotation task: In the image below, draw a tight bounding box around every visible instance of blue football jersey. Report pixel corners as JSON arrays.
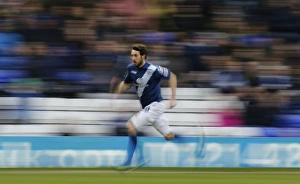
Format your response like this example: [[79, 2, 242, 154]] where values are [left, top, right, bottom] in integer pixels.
[[124, 62, 170, 108]]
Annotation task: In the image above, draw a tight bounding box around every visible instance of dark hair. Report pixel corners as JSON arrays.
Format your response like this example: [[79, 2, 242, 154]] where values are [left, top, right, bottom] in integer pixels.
[[132, 44, 147, 59]]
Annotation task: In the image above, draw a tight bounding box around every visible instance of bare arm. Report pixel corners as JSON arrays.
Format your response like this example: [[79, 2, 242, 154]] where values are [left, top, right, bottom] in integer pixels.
[[110, 81, 131, 111], [168, 72, 177, 108], [116, 81, 131, 95], [109, 76, 122, 93]]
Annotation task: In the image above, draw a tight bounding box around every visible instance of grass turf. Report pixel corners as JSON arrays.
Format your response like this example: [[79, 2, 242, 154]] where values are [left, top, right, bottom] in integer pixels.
[[0, 168, 299, 184]]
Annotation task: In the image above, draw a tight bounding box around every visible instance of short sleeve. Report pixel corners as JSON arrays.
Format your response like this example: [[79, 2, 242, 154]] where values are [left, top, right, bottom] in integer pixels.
[[157, 65, 171, 80], [123, 68, 132, 84]]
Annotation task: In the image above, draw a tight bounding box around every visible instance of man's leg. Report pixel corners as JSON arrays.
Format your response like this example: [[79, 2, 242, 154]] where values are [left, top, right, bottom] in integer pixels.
[[154, 117, 205, 160], [153, 116, 183, 142], [136, 132, 145, 163], [122, 120, 137, 166], [120, 110, 149, 167]]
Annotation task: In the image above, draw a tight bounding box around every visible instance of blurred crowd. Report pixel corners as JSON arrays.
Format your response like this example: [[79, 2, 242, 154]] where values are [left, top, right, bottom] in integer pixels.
[[0, 0, 300, 128]]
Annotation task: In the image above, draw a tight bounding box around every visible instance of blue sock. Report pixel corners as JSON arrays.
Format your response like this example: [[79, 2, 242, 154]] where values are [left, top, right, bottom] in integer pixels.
[[123, 135, 137, 165], [137, 140, 144, 163]]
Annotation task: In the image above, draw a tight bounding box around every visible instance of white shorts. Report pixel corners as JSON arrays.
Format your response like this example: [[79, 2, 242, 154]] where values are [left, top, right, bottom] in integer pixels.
[[128, 101, 172, 136]]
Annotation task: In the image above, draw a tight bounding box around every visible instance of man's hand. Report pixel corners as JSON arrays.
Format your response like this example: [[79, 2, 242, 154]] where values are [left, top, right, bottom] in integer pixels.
[[169, 98, 177, 109], [168, 72, 177, 109]]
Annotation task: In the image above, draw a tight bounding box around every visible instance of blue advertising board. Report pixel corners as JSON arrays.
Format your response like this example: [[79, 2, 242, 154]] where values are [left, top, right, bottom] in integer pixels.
[[0, 136, 300, 168]]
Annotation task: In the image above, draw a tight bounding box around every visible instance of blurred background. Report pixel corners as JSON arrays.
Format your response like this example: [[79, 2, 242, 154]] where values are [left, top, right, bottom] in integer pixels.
[[0, 0, 299, 137]]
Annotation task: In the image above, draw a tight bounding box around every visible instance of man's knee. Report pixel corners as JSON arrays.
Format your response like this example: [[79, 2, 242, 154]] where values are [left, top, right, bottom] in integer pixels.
[[126, 120, 137, 136], [164, 132, 175, 141]]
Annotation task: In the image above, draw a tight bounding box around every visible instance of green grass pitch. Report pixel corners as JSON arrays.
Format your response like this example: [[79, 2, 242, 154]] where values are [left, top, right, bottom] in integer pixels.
[[0, 168, 300, 184]]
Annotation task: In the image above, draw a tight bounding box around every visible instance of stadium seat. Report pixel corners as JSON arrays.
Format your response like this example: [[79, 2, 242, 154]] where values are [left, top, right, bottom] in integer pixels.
[[0, 56, 29, 69], [0, 70, 29, 83], [0, 33, 24, 54], [259, 75, 292, 89], [55, 71, 93, 82]]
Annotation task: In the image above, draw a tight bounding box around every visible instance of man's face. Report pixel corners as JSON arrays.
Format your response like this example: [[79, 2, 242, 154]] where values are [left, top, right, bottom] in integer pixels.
[[131, 49, 144, 68]]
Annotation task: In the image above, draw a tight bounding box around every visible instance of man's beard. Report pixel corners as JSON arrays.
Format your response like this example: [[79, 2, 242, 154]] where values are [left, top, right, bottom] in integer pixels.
[[134, 59, 143, 68]]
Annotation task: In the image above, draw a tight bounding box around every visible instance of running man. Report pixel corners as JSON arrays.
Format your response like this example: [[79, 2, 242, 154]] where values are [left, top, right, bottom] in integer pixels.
[[114, 44, 178, 168]]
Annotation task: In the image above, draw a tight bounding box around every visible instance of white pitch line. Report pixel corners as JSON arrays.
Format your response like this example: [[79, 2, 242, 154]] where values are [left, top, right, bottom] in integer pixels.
[[0, 170, 300, 174]]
